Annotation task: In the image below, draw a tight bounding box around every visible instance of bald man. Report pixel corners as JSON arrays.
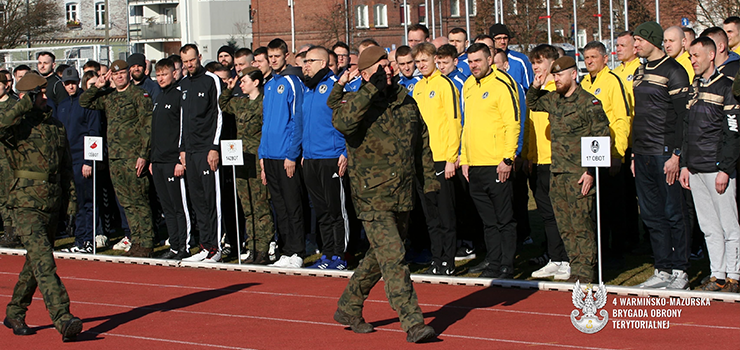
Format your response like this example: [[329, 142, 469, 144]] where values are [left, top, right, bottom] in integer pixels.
[[431, 36, 449, 49], [664, 26, 695, 81]]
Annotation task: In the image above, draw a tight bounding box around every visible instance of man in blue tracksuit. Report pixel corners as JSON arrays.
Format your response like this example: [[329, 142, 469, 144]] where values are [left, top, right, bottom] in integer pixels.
[[54, 67, 102, 253], [490, 24, 534, 91], [301, 46, 350, 270], [261, 38, 306, 268]]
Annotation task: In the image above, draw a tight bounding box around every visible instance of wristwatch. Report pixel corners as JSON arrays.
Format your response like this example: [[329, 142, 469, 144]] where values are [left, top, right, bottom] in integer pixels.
[[503, 158, 513, 166], [672, 148, 681, 157]]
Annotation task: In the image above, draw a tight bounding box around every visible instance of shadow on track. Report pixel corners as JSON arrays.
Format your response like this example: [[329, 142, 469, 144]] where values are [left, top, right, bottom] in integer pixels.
[[78, 282, 259, 340]]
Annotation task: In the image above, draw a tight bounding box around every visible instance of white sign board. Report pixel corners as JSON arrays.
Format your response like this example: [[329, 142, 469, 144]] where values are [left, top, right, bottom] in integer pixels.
[[221, 140, 244, 166], [84, 136, 103, 161], [581, 136, 611, 167]]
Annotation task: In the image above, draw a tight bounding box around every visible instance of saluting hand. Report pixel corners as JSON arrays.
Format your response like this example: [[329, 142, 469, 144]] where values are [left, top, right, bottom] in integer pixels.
[[226, 77, 237, 90], [532, 72, 546, 90], [96, 70, 111, 88]]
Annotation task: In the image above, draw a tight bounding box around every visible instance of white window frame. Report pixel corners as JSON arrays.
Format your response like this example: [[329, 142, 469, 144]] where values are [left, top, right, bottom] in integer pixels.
[[373, 4, 387, 28], [66, 2, 79, 22], [400, 4, 411, 25], [419, 3, 426, 25], [467, 0, 477, 16], [355, 5, 368, 29], [450, 0, 460, 17], [95, 2, 107, 28], [554, 0, 563, 8]]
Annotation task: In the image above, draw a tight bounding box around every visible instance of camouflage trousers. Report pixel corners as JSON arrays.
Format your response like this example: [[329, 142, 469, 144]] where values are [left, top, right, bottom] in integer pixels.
[[337, 211, 423, 332], [550, 172, 596, 280], [109, 158, 154, 248], [237, 177, 273, 253], [0, 156, 13, 228], [6, 208, 74, 332]]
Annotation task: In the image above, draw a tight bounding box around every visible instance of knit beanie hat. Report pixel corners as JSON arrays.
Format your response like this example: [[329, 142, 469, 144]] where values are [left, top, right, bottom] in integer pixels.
[[634, 21, 663, 49]]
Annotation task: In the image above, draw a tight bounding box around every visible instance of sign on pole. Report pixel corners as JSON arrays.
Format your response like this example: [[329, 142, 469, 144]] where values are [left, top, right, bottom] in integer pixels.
[[84, 136, 103, 255], [221, 140, 244, 264], [681, 17, 689, 27], [581, 136, 611, 284]]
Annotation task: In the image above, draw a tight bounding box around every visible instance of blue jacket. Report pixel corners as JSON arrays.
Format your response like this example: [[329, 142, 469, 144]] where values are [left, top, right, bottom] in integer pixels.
[[302, 71, 347, 159], [506, 49, 534, 91], [343, 75, 362, 92], [447, 69, 467, 124], [259, 73, 305, 161], [398, 75, 421, 95], [456, 53, 471, 77], [53, 90, 102, 165]]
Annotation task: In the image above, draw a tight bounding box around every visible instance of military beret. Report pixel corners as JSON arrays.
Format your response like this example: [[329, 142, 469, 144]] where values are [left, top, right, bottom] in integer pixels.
[[126, 53, 147, 67], [15, 72, 47, 92], [110, 60, 129, 72], [238, 66, 259, 78], [551, 56, 577, 74], [357, 46, 387, 72]]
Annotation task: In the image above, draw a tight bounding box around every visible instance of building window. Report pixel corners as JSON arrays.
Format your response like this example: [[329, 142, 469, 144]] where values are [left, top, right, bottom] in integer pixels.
[[66, 2, 79, 22], [95, 2, 106, 27], [373, 4, 387, 28], [400, 4, 411, 25], [450, 0, 460, 17], [419, 3, 426, 25], [467, 0, 477, 16], [355, 5, 368, 28], [0, 4, 5, 27], [553, 0, 563, 8], [577, 29, 587, 48]]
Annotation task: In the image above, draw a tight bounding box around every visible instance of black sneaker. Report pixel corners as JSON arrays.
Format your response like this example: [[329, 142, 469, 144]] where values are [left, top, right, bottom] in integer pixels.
[[441, 261, 455, 276], [424, 261, 441, 275], [468, 260, 490, 274], [454, 245, 476, 261], [173, 249, 192, 260], [158, 249, 179, 259]]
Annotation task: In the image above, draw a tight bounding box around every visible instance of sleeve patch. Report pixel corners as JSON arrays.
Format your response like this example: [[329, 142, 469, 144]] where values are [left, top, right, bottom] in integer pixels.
[[592, 99, 601, 105]]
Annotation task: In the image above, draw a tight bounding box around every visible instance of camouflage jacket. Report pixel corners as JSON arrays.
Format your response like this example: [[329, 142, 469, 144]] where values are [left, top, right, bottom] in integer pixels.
[[0, 95, 75, 212], [526, 85, 611, 174], [219, 89, 263, 155], [328, 82, 439, 218], [79, 84, 153, 160], [0, 97, 17, 160]]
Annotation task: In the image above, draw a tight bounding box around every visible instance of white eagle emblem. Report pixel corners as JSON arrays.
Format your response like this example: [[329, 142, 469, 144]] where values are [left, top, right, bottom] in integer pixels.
[[570, 281, 609, 334]]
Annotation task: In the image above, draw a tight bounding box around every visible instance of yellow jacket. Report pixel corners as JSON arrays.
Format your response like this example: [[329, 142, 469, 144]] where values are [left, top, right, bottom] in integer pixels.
[[613, 58, 640, 147], [677, 51, 695, 82], [461, 69, 519, 166], [580, 66, 630, 159], [413, 69, 462, 163], [524, 80, 556, 164], [734, 45, 740, 56]]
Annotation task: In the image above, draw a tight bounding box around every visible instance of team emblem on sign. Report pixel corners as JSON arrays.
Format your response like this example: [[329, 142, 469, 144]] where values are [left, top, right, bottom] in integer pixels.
[[571, 281, 609, 334], [319, 84, 328, 94], [277, 85, 285, 94], [429, 91, 435, 98], [594, 88, 601, 95], [591, 140, 600, 153], [482, 92, 489, 99]]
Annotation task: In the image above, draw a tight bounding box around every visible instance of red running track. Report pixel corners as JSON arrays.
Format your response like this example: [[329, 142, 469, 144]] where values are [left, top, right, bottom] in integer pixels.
[[0, 254, 738, 349]]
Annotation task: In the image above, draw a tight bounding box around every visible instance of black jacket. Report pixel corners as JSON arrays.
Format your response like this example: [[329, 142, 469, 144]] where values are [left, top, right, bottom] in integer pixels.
[[179, 66, 223, 153], [151, 82, 182, 163], [681, 71, 740, 174]]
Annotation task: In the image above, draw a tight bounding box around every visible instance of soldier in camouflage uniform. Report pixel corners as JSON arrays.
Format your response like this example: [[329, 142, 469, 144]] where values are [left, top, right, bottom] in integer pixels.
[[0, 73, 18, 247], [219, 67, 274, 264], [79, 60, 154, 257], [327, 47, 439, 343], [526, 57, 611, 283], [1, 73, 83, 342]]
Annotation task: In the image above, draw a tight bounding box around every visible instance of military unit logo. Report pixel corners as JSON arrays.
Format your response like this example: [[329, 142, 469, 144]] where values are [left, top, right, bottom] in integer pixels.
[[278, 85, 285, 94], [594, 88, 601, 95], [482, 92, 489, 99], [571, 281, 609, 334], [429, 91, 436, 98], [319, 84, 328, 94], [591, 140, 600, 154]]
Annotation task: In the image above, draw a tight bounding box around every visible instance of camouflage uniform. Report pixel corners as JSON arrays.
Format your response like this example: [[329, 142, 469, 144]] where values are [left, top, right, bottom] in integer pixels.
[[328, 82, 439, 332], [1, 94, 78, 332], [0, 98, 16, 238], [79, 85, 154, 248], [526, 85, 611, 280], [218, 89, 274, 254]]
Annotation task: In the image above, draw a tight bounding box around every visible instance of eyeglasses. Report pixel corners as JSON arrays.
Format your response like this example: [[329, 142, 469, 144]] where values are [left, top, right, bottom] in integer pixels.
[[304, 59, 324, 64], [494, 36, 509, 41], [336, 54, 350, 58]]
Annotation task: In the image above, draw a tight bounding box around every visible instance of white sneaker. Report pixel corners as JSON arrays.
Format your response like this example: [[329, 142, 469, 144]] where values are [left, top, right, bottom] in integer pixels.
[[182, 249, 209, 262], [269, 255, 292, 267], [112, 237, 131, 251], [668, 270, 689, 290], [268, 241, 278, 261], [288, 254, 303, 268], [531, 260, 560, 278], [164, 238, 170, 247], [203, 250, 222, 263], [553, 262, 571, 280], [95, 235, 109, 249], [639, 269, 674, 289]]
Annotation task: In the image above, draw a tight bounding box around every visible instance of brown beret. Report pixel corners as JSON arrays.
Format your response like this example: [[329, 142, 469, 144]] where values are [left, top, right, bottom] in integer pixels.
[[15, 72, 47, 92], [238, 67, 259, 78], [357, 46, 388, 72], [551, 56, 577, 74], [110, 60, 129, 72], [0, 74, 7, 83]]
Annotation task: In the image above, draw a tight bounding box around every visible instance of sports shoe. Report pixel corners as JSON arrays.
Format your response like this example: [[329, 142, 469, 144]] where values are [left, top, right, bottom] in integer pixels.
[[95, 235, 108, 249], [307, 255, 332, 269], [182, 248, 209, 262], [639, 269, 674, 289], [722, 278, 739, 293], [668, 270, 689, 290], [158, 249, 180, 259], [531, 260, 560, 278], [163, 238, 170, 247], [700, 277, 726, 291], [454, 245, 476, 261], [268, 241, 278, 262], [61, 241, 93, 254], [269, 254, 292, 267], [334, 308, 374, 333], [240, 249, 254, 263], [288, 253, 303, 268], [440, 261, 455, 276], [221, 243, 232, 257], [553, 262, 571, 280], [406, 323, 436, 343], [689, 247, 704, 261], [328, 256, 347, 270], [112, 237, 131, 251], [522, 236, 534, 245], [203, 249, 221, 263], [529, 252, 550, 266], [424, 261, 441, 275], [468, 260, 490, 274]]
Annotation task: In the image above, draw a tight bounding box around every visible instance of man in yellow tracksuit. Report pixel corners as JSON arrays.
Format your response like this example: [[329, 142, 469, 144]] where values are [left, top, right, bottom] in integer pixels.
[[460, 43, 519, 279], [411, 43, 462, 275], [581, 41, 631, 267]]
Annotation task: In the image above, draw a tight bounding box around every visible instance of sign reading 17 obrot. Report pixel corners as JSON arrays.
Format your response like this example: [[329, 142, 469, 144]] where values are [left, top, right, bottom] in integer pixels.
[[581, 136, 610, 167]]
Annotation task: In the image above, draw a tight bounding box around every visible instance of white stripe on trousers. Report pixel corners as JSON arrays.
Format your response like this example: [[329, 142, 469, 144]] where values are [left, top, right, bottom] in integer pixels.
[[179, 177, 192, 251]]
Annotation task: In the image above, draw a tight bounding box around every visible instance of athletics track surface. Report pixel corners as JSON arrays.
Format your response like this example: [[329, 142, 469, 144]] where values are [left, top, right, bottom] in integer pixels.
[[0, 254, 738, 349]]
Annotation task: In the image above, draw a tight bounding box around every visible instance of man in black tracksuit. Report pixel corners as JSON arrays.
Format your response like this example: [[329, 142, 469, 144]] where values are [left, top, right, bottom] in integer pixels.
[[150, 59, 192, 260], [178, 44, 224, 263]]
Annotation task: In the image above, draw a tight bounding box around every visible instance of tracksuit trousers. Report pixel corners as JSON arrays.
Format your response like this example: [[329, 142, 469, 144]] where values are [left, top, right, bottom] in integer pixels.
[[185, 152, 222, 251], [151, 162, 191, 253], [263, 158, 305, 257], [303, 158, 349, 258]]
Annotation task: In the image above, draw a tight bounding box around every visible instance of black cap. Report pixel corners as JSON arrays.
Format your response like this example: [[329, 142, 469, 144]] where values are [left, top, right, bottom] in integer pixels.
[[218, 46, 235, 58], [126, 53, 147, 67], [61, 67, 80, 82], [489, 24, 511, 38]]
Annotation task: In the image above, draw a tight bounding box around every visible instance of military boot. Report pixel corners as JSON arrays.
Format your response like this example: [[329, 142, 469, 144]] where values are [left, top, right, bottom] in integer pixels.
[[122, 243, 152, 258], [3, 317, 35, 335], [334, 308, 374, 333], [60, 317, 82, 342], [0, 227, 22, 248], [406, 323, 436, 343]]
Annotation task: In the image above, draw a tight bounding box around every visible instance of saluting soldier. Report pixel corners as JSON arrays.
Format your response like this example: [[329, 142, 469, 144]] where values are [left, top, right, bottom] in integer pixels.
[[79, 60, 154, 257], [526, 56, 611, 283], [328, 46, 439, 343], [0, 73, 19, 248], [2, 73, 82, 342]]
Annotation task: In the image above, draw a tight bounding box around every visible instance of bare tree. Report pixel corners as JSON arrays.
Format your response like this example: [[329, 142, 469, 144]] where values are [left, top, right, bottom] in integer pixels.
[[234, 21, 252, 48], [696, 0, 740, 28], [311, 1, 347, 47], [0, 0, 62, 49]]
